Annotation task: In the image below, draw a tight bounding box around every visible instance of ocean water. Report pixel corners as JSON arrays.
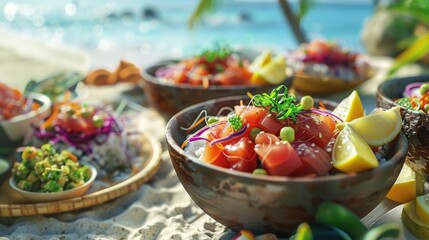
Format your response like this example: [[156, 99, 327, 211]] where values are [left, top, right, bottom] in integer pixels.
[[0, 0, 374, 57]]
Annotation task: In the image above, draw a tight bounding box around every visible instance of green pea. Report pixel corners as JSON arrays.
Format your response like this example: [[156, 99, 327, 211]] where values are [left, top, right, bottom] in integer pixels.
[[92, 115, 104, 128], [252, 168, 267, 175], [207, 116, 219, 124], [249, 128, 261, 140], [300, 95, 314, 110], [419, 83, 429, 95], [280, 126, 295, 142]]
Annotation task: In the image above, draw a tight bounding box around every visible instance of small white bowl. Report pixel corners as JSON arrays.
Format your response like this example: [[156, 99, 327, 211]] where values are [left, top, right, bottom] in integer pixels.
[[9, 164, 97, 203], [0, 92, 52, 149]]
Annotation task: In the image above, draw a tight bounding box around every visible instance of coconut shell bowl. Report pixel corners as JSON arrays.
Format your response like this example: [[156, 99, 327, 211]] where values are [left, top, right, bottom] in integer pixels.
[[166, 95, 408, 236], [377, 74, 429, 179]]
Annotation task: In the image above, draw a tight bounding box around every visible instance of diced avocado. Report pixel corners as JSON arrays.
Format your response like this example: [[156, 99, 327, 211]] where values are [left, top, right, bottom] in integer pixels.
[[42, 180, 63, 192], [14, 163, 30, 180], [17, 180, 33, 191], [69, 169, 83, 183], [34, 160, 50, 175], [26, 171, 38, 183]]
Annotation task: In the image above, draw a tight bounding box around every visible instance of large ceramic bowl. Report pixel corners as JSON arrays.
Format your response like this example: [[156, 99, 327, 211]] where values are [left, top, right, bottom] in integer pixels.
[[141, 60, 292, 117], [9, 164, 97, 203], [377, 74, 429, 179], [0, 93, 52, 150], [166, 95, 408, 236]]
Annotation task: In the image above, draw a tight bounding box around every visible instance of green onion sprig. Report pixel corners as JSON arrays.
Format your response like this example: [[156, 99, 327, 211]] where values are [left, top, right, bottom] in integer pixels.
[[252, 85, 303, 122]]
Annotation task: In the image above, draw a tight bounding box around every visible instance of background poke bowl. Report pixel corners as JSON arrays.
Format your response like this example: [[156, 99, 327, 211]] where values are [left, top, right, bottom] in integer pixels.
[[166, 95, 408, 236], [377, 74, 429, 179], [141, 59, 292, 117], [0, 93, 52, 151], [289, 40, 374, 95]]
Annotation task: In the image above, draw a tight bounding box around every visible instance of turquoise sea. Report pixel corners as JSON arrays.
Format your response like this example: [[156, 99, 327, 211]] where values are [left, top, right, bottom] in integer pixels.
[[0, 0, 375, 56]]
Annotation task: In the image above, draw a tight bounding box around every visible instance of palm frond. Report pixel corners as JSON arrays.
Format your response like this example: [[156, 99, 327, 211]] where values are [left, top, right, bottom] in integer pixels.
[[188, 0, 219, 29], [387, 0, 429, 24], [388, 32, 429, 76], [297, 0, 315, 20]]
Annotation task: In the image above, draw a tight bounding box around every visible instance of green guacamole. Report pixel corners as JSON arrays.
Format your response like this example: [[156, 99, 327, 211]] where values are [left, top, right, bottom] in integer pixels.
[[12, 144, 91, 193]]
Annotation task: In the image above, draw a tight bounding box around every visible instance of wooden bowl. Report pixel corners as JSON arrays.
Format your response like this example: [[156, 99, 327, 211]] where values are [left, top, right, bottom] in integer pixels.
[[377, 74, 429, 179], [141, 60, 293, 117], [166, 95, 408, 236], [292, 70, 371, 95]]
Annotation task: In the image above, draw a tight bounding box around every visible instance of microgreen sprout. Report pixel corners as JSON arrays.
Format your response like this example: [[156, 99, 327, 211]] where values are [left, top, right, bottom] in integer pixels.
[[200, 42, 232, 62], [252, 85, 303, 122], [228, 114, 243, 131]]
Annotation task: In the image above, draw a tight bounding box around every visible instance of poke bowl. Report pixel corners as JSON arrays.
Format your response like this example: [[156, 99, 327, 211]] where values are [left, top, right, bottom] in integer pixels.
[[166, 87, 408, 236], [377, 74, 429, 179], [0, 83, 52, 150], [289, 40, 374, 95], [141, 45, 292, 117]]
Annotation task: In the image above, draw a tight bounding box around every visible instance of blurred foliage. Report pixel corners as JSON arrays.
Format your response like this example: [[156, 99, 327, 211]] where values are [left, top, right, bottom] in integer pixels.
[[188, 0, 313, 29], [188, 0, 219, 29], [386, 0, 429, 75]]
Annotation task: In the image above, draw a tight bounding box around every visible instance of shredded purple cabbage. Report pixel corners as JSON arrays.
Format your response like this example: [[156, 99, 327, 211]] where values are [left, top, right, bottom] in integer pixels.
[[33, 107, 124, 156], [209, 124, 248, 147], [404, 82, 423, 97]]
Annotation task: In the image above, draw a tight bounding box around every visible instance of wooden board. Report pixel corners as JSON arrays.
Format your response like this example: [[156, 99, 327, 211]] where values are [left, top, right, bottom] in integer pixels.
[[0, 132, 162, 217]]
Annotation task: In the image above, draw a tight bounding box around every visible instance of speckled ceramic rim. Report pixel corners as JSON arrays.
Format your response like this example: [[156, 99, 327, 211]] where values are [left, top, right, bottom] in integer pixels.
[[9, 164, 97, 199], [141, 60, 292, 91], [0, 92, 52, 124], [166, 95, 408, 183], [377, 74, 429, 109]]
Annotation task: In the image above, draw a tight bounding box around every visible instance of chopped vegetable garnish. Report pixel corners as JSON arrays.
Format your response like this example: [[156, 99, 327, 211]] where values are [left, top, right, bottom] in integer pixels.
[[228, 114, 243, 131], [12, 144, 91, 193], [252, 85, 303, 122], [396, 81, 429, 113]]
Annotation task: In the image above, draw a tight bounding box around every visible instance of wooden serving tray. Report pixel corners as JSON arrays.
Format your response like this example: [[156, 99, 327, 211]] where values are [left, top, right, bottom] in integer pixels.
[[0, 132, 162, 217]]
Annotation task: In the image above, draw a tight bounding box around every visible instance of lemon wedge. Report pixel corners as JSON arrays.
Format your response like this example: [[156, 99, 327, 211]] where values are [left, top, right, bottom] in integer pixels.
[[336, 106, 402, 146], [249, 50, 272, 71], [386, 163, 418, 203], [332, 124, 379, 173], [402, 200, 429, 239], [333, 90, 365, 122], [417, 194, 429, 223], [253, 55, 287, 85], [249, 50, 272, 84]]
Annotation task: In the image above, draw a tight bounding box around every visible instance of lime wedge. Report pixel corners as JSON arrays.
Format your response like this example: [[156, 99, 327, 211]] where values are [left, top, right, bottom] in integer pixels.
[[417, 194, 429, 223], [402, 200, 429, 238]]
